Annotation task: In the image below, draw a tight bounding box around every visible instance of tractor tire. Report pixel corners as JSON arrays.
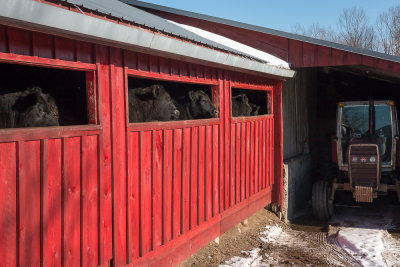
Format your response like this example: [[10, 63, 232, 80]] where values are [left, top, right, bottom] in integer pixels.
[[312, 180, 334, 221]]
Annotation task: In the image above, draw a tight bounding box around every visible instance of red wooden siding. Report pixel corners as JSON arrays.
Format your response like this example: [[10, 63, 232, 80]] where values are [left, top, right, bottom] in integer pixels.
[[0, 25, 280, 267]]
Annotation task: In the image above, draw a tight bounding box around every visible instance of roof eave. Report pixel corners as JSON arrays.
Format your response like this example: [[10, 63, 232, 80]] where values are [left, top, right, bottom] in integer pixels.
[[0, 0, 295, 78], [124, 0, 400, 65]]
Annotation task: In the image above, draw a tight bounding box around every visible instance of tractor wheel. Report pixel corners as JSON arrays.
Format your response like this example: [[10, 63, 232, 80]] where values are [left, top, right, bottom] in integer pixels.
[[312, 180, 334, 220]]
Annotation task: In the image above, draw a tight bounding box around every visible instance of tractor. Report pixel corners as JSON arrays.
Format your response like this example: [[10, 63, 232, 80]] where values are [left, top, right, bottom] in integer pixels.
[[312, 100, 400, 220]]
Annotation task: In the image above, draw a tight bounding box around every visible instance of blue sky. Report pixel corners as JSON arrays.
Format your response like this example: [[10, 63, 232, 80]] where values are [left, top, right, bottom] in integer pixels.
[[139, 0, 400, 32]]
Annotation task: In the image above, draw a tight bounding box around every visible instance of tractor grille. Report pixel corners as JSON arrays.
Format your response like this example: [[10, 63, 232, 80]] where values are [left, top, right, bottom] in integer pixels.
[[348, 144, 379, 188]]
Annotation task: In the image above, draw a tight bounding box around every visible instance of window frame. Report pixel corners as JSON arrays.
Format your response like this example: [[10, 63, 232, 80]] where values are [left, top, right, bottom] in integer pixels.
[[0, 53, 101, 142], [230, 82, 273, 122], [125, 70, 221, 131]]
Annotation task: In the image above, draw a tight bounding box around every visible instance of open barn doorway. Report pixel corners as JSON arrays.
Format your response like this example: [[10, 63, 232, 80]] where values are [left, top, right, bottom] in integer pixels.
[[282, 66, 400, 221]]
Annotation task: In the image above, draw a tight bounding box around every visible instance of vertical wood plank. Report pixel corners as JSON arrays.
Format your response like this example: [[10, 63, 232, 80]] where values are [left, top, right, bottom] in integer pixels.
[[128, 132, 140, 259], [54, 36, 75, 61], [254, 122, 259, 193], [205, 126, 212, 220], [229, 123, 235, 207], [97, 133, 105, 265], [198, 126, 205, 224], [245, 122, 251, 199], [19, 141, 41, 267], [0, 25, 8, 53], [218, 74, 224, 213], [81, 136, 88, 267], [261, 121, 266, 190], [96, 45, 112, 262], [235, 123, 241, 203], [32, 32, 53, 59], [8, 27, 31, 56], [250, 122, 255, 196], [163, 130, 173, 243], [140, 131, 152, 255], [224, 77, 230, 210], [86, 135, 99, 267], [0, 142, 17, 267], [65, 137, 81, 267], [266, 120, 270, 187], [182, 128, 191, 233], [153, 130, 163, 249], [271, 117, 275, 188], [47, 139, 62, 267], [172, 129, 182, 238], [41, 139, 49, 267], [240, 123, 246, 201], [190, 127, 198, 229], [137, 53, 149, 72], [109, 48, 127, 264], [76, 41, 93, 64], [212, 125, 219, 216]]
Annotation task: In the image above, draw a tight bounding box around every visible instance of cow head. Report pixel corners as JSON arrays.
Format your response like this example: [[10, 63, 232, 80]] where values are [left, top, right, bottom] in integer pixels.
[[250, 103, 260, 116], [232, 94, 252, 117], [13, 87, 59, 127], [187, 90, 218, 119], [135, 84, 180, 121]]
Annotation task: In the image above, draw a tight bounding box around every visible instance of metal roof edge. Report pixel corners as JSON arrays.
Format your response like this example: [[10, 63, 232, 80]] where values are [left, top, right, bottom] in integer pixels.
[[0, 0, 295, 78], [123, 0, 400, 65]]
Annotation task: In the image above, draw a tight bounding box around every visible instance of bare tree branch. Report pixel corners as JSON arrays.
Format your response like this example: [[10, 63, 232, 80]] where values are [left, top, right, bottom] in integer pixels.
[[377, 6, 400, 56], [337, 7, 377, 50]]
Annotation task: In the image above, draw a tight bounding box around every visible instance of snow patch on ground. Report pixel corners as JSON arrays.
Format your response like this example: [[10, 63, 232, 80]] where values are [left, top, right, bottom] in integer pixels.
[[218, 248, 266, 267], [259, 224, 282, 243], [218, 225, 284, 267], [337, 228, 385, 267]]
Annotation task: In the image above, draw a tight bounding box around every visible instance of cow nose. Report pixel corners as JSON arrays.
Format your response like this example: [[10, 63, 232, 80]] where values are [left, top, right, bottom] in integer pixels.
[[213, 110, 219, 117]]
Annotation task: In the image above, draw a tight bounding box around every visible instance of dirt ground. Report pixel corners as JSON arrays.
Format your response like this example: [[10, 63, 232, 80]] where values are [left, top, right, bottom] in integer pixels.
[[179, 193, 400, 267]]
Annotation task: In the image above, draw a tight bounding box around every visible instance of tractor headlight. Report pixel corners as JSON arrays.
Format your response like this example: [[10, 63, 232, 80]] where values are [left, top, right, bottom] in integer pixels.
[[352, 156, 358, 163], [369, 156, 376, 163]]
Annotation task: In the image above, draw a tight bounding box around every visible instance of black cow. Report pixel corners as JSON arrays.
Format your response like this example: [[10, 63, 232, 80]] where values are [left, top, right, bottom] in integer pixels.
[[0, 87, 59, 128], [232, 94, 252, 117], [250, 103, 260, 116], [174, 90, 218, 120], [128, 84, 180, 122]]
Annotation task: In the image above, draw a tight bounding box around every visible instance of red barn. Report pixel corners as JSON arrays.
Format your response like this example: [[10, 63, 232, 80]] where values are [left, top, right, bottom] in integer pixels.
[[0, 0, 294, 266], [123, 0, 400, 221]]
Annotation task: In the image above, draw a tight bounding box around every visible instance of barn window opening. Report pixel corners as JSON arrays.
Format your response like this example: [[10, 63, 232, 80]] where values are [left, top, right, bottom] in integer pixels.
[[128, 77, 218, 123], [0, 62, 94, 129], [231, 88, 271, 117]]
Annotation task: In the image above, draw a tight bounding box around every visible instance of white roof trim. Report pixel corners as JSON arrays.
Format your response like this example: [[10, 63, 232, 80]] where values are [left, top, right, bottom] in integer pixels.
[[0, 0, 295, 78]]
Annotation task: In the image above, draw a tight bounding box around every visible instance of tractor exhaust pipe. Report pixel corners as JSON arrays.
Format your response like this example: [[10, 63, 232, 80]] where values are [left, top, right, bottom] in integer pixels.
[[369, 100, 375, 138]]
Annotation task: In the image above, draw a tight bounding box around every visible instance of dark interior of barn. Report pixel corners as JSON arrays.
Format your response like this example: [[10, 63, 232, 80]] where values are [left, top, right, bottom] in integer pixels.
[[306, 66, 400, 180], [232, 88, 271, 116], [284, 66, 400, 220], [0, 62, 88, 126], [128, 76, 214, 121]]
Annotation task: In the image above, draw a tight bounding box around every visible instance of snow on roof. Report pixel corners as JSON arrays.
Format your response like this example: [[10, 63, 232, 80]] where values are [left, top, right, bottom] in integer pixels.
[[168, 20, 291, 70]]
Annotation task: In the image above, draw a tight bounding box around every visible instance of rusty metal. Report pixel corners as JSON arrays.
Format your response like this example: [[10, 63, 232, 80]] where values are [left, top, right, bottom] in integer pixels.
[[353, 184, 374, 203]]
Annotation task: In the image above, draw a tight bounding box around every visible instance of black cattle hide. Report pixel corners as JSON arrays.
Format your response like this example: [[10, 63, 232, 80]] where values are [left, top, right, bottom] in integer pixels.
[[250, 103, 260, 116], [174, 90, 218, 120], [232, 94, 252, 117], [128, 84, 180, 123], [0, 87, 59, 128]]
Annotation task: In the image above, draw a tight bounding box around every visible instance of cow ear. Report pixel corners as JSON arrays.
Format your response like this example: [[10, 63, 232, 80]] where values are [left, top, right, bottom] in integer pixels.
[[135, 85, 159, 98], [188, 90, 196, 101], [13, 93, 38, 111], [152, 86, 160, 99]]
